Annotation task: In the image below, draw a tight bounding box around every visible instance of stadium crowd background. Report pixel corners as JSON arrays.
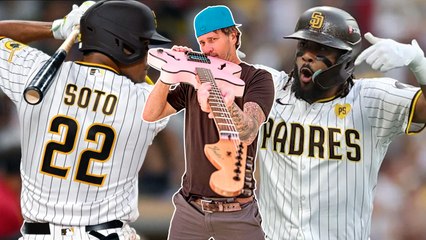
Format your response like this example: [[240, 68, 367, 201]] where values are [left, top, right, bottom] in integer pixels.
[[1, 0, 426, 239]]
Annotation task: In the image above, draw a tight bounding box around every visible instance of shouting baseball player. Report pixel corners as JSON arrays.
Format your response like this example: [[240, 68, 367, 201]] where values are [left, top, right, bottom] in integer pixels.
[[0, 0, 170, 239], [256, 6, 426, 240]]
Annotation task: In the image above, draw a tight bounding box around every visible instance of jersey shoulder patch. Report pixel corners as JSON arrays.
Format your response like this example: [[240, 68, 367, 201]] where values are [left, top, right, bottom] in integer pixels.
[[2, 39, 28, 62], [3, 39, 27, 51]]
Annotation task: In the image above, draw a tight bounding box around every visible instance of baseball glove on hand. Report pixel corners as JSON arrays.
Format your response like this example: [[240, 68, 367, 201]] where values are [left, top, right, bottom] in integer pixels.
[[51, 1, 95, 40]]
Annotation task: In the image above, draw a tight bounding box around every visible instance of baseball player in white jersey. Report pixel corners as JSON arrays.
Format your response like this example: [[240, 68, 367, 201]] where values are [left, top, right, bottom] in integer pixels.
[[256, 6, 426, 240], [0, 1, 171, 239]]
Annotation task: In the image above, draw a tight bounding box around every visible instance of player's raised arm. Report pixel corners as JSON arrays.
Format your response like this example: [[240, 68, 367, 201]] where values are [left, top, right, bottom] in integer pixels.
[[0, 21, 52, 43], [0, 1, 94, 44], [355, 32, 426, 123]]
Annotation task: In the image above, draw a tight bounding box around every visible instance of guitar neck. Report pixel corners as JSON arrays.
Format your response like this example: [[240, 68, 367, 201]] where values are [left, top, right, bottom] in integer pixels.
[[196, 67, 239, 140]]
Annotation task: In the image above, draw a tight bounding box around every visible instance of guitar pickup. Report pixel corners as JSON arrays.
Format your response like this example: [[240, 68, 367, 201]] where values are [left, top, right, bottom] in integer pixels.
[[220, 131, 239, 140]]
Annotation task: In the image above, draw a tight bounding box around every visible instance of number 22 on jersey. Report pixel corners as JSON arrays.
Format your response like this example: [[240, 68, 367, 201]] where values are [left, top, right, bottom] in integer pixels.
[[40, 114, 116, 186]]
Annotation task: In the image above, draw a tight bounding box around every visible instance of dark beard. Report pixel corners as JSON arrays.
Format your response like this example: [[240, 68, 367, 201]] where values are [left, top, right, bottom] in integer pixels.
[[291, 64, 329, 104]]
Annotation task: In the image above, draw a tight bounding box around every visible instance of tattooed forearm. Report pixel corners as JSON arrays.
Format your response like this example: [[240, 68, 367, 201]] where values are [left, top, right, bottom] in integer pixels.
[[228, 102, 265, 144]]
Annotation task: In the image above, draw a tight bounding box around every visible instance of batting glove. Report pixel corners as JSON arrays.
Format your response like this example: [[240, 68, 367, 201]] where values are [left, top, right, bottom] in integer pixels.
[[355, 32, 426, 85], [51, 1, 95, 40]]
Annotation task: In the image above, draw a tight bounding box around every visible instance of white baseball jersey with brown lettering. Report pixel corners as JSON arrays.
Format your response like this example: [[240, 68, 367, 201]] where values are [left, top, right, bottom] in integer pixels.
[[256, 67, 424, 239], [0, 37, 167, 225]]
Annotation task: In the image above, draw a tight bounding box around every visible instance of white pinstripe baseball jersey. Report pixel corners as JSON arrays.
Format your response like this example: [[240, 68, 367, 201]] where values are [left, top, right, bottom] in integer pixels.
[[256, 67, 425, 240], [0, 37, 168, 226]]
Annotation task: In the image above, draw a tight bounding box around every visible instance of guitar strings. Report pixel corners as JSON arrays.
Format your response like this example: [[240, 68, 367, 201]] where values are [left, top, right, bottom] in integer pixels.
[[197, 67, 241, 149], [196, 59, 244, 182]]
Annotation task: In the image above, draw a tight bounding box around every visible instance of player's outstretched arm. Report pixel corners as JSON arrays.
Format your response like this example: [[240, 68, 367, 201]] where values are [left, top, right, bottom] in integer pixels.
[[0, 20, 53, 43], [355, 32, 426, 123], [0, 1, 94, 44]]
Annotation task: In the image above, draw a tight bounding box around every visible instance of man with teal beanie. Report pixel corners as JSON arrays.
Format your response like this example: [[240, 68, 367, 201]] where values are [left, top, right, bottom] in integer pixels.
[[143, 4, 274, 240]]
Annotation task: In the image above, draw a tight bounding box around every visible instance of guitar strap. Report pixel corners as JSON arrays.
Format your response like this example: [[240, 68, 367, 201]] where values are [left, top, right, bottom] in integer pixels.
[[241, 156, 254, 197]]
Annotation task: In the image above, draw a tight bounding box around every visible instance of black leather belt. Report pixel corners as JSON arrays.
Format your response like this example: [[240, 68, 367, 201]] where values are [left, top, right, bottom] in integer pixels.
[[23, 220, 123, 235], [189, 195, 254, 213]]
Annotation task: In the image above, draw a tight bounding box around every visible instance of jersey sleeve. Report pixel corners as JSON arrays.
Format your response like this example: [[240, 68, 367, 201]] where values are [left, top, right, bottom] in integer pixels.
[[360, 78, 424, 143], [0, 37, 50, 104]]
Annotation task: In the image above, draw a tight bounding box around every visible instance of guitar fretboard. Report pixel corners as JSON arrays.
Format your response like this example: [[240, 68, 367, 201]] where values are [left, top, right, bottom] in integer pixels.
[[196, 67, 239, 140]]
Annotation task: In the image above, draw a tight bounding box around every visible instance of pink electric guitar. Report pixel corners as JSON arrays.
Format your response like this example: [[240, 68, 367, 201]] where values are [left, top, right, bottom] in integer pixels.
[[147, 48, 245, 96], [148, 48, 247, 197]]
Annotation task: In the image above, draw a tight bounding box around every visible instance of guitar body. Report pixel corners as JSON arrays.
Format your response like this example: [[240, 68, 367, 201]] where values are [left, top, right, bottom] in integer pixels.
[[204, 139, 247, 197], [147, 48, 245, 96]]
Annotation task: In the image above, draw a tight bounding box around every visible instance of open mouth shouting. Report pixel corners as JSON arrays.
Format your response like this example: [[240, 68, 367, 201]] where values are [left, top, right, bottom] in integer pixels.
[[299, 66, 313, 84]]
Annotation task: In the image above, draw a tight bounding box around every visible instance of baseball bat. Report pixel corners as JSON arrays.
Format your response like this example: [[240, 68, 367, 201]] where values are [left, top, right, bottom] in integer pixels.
[[23, 27, 80, 105]]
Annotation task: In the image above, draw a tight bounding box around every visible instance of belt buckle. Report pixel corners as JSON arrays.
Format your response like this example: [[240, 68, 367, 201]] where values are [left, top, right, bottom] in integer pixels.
[[200, 199, 214, 213]]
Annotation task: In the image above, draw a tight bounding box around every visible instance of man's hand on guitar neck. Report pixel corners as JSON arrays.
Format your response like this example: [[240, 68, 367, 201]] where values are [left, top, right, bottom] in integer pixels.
[[171, 45, 193, 53], [197, 82, 236, 118]]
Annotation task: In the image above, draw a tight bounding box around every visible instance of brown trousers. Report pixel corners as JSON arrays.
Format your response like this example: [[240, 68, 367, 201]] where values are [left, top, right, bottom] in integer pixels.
[[167, 192, 265, 240]]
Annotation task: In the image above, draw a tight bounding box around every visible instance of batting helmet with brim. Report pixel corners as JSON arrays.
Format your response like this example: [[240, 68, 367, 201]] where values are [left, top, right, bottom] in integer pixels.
[[285, 6, 361, 57], [285, 6, 362, 89], [79, 0, 171, 65]]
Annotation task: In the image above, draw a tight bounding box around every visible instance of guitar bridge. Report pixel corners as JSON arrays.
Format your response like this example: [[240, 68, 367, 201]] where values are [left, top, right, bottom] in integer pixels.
[[220, 131, 239, 140]]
